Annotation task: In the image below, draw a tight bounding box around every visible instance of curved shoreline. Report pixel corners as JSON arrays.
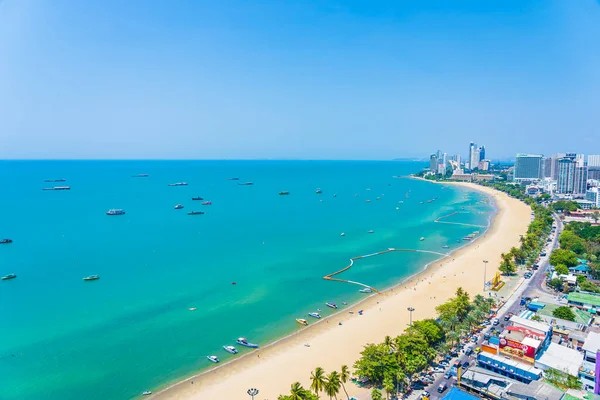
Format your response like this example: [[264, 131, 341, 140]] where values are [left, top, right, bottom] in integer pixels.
[[148, 182, 512, 400]]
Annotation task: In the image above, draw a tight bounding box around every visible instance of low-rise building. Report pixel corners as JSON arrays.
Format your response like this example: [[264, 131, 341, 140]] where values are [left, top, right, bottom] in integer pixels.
[[477, 352, 543, 383], [535, 342, 582, 377], [581, 331, 600, 394], [568, 292, 600, 313]]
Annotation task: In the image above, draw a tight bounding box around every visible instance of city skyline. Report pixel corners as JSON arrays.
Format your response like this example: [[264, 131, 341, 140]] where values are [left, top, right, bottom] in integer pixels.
[[1, 0, 600, 159]]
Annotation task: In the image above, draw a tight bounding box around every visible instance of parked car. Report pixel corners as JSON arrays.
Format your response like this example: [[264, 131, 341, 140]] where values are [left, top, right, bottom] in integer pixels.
[[439, 361, 449, 367], [462, 361, 470, 369], [450, 350, 459, 357], [492, 318, 499, 326], [437, 383, 448, 393], [540, 252, 547, 257], [444, 372, 453, 379], [422, 391, 431, 399]]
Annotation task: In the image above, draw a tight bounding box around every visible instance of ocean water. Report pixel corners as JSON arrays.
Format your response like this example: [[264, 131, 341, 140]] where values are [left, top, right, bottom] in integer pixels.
[[0, 161, 493, 400]]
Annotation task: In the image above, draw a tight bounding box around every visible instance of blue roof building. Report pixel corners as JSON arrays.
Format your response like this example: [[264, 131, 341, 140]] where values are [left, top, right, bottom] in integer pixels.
[[441, 387, 479, 400]]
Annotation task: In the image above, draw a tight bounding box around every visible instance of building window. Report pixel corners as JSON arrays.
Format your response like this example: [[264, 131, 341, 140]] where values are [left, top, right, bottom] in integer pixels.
[[585, 356, 596, 363]]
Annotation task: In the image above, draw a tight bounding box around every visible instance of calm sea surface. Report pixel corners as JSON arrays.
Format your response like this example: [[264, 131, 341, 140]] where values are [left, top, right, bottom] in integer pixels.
[[0, 160, 493, 400]]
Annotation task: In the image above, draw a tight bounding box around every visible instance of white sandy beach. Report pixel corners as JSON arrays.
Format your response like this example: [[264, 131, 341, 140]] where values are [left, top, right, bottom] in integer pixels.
[[153, 183, 531, 400]]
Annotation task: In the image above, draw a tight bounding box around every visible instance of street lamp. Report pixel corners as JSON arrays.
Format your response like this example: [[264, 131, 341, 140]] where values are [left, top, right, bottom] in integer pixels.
[[407, 307, 415, 327], [247, 388, 259, 400], [483, 260, 489, 291]]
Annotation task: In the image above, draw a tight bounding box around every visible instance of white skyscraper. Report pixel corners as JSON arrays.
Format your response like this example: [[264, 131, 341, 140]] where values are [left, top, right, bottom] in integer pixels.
[[588, 155, 600, 167]]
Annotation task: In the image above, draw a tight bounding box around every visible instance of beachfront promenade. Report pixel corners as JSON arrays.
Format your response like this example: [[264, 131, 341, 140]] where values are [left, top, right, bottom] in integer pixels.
[[323, 248, 451, 293]]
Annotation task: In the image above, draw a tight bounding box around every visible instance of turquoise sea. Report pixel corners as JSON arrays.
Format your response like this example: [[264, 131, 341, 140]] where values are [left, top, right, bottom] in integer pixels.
[[0, 161, 493, 400]]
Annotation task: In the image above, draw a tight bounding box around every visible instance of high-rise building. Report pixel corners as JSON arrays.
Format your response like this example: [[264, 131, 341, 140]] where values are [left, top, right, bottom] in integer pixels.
[[576, 154, 585, 167], [542, 157, 553, 178], [479, 146, 486, 161], [588, 167, 600, 181], [514, 154, 543, 180], [588, 155, 600, 167], [442, 153, 448, 168], [586, 188, 600, 208], [551, 153, 566, 180], [557, 154, 577, 194], [429, 154, 438, 172], [468, 142, 478, 170], [574, 165, 589, 195]]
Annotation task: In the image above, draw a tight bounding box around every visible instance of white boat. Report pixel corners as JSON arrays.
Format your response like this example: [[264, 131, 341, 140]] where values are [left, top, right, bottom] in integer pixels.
[[340, 232, 345, 236], [189, 307, 197, 311], [174, 204, 184, 209], [359, 288, 373, 293], [142, 391, 152, 396], [236, 337, 259, 348], [368, 230, 374, 234], [296, 318, 308, 326], [325, 302, 337, 309], [442, 245, 449, 249], [223, 345, 238, 354], [420, 237, 425, 241], [308, 312, 321, 319], [207, 355, 220, 363]]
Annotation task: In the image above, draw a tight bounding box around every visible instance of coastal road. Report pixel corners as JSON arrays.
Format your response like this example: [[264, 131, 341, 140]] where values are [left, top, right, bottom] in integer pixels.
[[411, 215, 561, 400]]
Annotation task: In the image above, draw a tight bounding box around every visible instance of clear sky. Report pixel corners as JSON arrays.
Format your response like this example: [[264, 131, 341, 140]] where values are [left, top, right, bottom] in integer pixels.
[[1, 0, 599, 160]]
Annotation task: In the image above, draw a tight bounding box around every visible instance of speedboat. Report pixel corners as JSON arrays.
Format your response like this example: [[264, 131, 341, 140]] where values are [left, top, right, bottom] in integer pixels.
[[308, 312, 321, 319], [1, 273, 16, 280], [236, 337, 259, 348], [279, 191, 290, 195], [189, 307, 197, 311], [223, 345, 238, 354], [420, 237, 425, 241], [106, 209, 125, 216], [174, 204, 184, 209], [132, 174, 149, 178], [359, 288, 373, 293], [368, 230, 374, 234], [83, 275, 99, 281], [53, 186, 70, 190], [192, 197, 204, 201], [340, 233, 345, 236], [296, 318, 308, 326], [168, 182, 188, 186], [201, 201, 212, 205], [142, 391, 152, 396], [238, 182, 254, 186], [316, 188, 322, 194], [228, 177, 240, 181], [365, 199, 371, 203], [325, 302, 337, 309], [420, 201, 424, 204], [0, 238, 13, 244], [442, 245, 449, 249], [376, 197, 380, 200], [207, 355, 220, 363], [44, 178, 66, 182], [188, 211, 204, 215]]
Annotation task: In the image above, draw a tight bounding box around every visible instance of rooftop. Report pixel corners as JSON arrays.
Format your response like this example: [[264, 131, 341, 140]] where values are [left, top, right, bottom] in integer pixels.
[[583, 331, 600, 353], [537, 303, 592, 325], [568, 292, 600, 308], [505, 380, 564, 400], [535, 342, 582, 376], [441, 387, 480, 400], [509, 315, 551, 334]]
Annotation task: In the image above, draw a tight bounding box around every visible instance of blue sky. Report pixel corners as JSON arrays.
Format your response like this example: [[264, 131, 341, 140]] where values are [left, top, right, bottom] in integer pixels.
[[0, 0, 598, 159]]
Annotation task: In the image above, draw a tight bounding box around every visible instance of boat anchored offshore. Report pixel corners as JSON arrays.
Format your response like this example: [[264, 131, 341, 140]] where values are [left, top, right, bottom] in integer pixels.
[[238, 182, 254, 186], [279, 191, 290, 195], [223, 345, 238, 354], [174, 204, 184, 209], [420, 237, 425, 241], [359, 288, 373, 293], [325, 302, 338, 309], [106, 209, 125, 216], [236, 337, 259, 348], [442, 245, 449, 249], [315, 188, 322, 194], [188, 211, 204, 215], [192, 197, 204, 201], [132, 174, 149, 178], [368, 230, 374, 234], [296, 318, 308, 326], [201, 201, 212, 205], [83, 275, 99, 281], [168, 182, 188, 186], [228, 177, 240, 181], [207, 355, 220, 363], [0, 238, 13, 244], [142, 391, 152, 396], [308, 312, 321, 319], [2, 273, 16, 280]]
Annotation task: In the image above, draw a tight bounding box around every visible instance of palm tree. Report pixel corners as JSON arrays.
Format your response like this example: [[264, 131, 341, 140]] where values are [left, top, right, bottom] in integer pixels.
[[324, 371, 341, 400], [339, 365, 350, 400], [310, 367, 326, 399], [371, 388, 383, 400], [383, 335, 395, 352], [288, 382, 307, 400]]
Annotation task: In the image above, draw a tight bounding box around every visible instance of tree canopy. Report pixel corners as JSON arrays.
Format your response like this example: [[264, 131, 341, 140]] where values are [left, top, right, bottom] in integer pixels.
[[553, 306, 576, 321], [549, 249, 579, 268]]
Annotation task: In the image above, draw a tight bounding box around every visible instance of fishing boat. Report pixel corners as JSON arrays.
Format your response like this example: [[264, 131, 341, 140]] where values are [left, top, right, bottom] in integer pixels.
[[106, 209, 125, 216], [132, 174, 149, 178], [308, 312, 321, 319], [420, 237, 425, 241], [142, 391, 152, 396], [278, 191, 290, 195], [325, 302, 337, 309], [192, 197, 204, 201], [0, 239, 13, 244], [228, 177, 240, 181], [44, 179, 66, 182], [188, 211, 204, 215], [1, 273, 16, 280], [238, 182, 254, 186], [296, 318, 308, 326], [174, 204, 184, 209], [223, 345, 238, 354], [83, 275, 100, 281], [207, 355, 220, 363], [359, 288, 373, 293], [168, 182, 188, 186], [236, 337, 259, 348], [315, 188, 322, 194], [201, 201, 212, 205]]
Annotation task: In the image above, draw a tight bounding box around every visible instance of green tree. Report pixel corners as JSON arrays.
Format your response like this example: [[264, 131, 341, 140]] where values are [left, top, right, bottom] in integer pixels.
[[510, 246, 527, 265], [353, 344, 397, 386], [553, 306, 576, 321], [592, 211, 599, 224], [324, 371, 341, 400], [579, 279, 600, 293], [383, 374, 395, 400], [499, 252, 517, 275], [371, 388, 383, 400], [278, 382, 317, 400], [550, 249, 579, 268], [545, 368, 582, 389], [409, 319, 444, 345], [549, 278, 563, 291], [310, 367, 327, 399], [559, 230, 586, 255], [554, 264, 569, 276], [339, 365, 350, 400], [531, 315, 543, 322]]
